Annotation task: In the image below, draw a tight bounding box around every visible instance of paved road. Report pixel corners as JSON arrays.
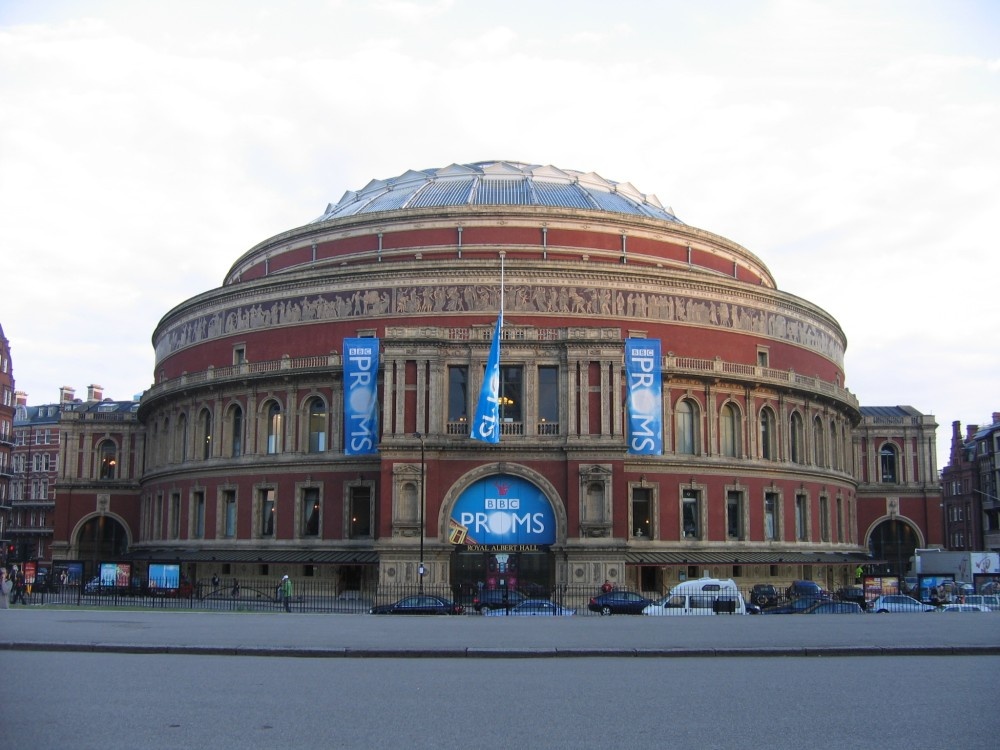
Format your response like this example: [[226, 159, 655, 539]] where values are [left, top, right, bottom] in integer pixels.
[[1, 607, 997, 657], [2, 650, 998, 749]]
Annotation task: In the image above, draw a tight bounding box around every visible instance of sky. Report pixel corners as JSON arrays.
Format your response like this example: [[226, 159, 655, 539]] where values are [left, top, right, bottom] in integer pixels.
[[1, 0, 998, 468]]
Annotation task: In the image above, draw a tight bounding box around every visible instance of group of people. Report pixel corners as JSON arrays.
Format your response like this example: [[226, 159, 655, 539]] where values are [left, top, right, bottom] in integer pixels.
[[0, 567, 29, 608]]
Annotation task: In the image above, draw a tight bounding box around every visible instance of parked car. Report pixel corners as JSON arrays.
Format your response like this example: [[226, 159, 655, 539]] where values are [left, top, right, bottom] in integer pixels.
[[369, 595, 464, 615], [834, 586, 866, 608], [483, 599, 575, 616], [588, 590, 654, 615], [786, 580, 826, 599], [936, 603, 989, 613], [963, 595, 1000, 612], [748, 583, 779, 609], [800, 600, 865, 615], [867, 595, 935, 613], [473, 588, 527, 612], [762, 596, 830, 615]]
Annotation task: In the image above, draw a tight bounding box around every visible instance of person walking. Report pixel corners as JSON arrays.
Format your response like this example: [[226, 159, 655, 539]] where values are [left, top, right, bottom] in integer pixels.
[[280, 574, 293, 612], [231, 578, 240, 598], [10, 570, 27, 605], [0, 569, 12, 609]]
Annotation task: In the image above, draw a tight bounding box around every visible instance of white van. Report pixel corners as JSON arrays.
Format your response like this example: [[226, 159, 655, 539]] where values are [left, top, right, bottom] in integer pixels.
[[642, 576, 747, 616]]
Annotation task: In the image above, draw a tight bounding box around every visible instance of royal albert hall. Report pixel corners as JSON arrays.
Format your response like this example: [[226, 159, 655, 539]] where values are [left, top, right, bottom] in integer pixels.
[[136, 160, 870, 596]]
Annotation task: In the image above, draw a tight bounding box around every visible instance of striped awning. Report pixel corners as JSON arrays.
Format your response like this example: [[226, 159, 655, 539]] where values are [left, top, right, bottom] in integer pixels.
[[128, 548, 379, 565], [624, 551, 877, 566]]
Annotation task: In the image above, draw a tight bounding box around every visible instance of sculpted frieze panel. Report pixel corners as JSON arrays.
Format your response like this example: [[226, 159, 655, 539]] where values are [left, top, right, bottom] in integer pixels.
[[156, 282, 844, 365]]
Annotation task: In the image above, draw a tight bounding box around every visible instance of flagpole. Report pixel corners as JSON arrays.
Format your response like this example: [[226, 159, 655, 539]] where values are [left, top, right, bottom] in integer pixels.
[[499, 250, 505, 323]]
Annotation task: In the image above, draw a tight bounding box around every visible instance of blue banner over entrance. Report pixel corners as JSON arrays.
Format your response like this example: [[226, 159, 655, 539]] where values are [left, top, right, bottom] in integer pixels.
[[448, 475, 556, 546], [625, 338, 663, 455], [343, 338, 379, 455]]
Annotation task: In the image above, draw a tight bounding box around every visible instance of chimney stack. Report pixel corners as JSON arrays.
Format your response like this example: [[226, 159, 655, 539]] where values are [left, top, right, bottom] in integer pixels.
[[87, 384, 104, 402], [59, 386, 75, 403], [15, 390, 28, 406]]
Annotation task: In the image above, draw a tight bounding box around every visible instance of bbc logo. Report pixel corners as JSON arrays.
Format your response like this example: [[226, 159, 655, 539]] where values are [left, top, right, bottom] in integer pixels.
[[485, 498, 520, 510]]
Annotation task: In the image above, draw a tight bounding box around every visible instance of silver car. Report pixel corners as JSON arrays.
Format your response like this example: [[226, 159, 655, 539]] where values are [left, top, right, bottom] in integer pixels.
[[868, 594, 935, 613]]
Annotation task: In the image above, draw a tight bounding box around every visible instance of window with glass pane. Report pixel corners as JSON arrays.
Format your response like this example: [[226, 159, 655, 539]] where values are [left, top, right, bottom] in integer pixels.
[[349, 486, 372, 538], [538, 366, 558, 431], [499, 365, 523, 422], [267, 402, 282, 454], [790, 413, 803, 464], [99, 440, 117, 479], [880, 444, 897, 483], [202, 410, 212, 460], [836, 497, 844, 541], [682, 490, 699, 538], [224, 491, 237, 538], [179, 414, 188, 462], [231, 406, 243, 458], [727, 491, 742, 539], [764, 492, 777, 540], [307, 398, 327, 452], [261, 488, 275, 537], [760, 408, 775, 460], [813, 417, 824, 465], [675, 400, 695, 455], [795, 494, 807, 540], [448, 366, 469, 424], [171, 493, 181, 539], [302, 487, 320, 536], [819, 497, 830, 541], [193, 491, 205, 538], [721, 403, 740, 457], [631, 487, 651, 537]]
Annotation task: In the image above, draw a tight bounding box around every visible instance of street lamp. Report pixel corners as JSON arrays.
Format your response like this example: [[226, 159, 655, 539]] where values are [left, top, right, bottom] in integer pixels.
[[414, 432, 426, 592]]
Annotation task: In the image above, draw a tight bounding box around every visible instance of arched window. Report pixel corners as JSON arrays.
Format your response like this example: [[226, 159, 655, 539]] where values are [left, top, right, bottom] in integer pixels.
[[790, 412, 804, 464], [201, 409, 213, 460], [99, 439, 118, 480], [675, 399, 698, 455], [229, 404, 243, 458], [307, 397, 327, 453], [829, 421, 839, 470], [720, 403, 741, 457], [880, 443, 898, 483], [177, 414, 188, 463], [813, 417, 825, 466], [759, 407, 776, 460], [266, 401, 283, 454]]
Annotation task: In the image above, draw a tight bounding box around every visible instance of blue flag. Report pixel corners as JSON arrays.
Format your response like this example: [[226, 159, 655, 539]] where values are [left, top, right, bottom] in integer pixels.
[[470, 314, 503, 443], [343, 338, 379, 455], [625, 338, 663, 455]]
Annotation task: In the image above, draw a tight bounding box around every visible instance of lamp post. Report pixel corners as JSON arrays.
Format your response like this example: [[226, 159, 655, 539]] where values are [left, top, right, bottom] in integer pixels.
[[414, 432, 426, 592]]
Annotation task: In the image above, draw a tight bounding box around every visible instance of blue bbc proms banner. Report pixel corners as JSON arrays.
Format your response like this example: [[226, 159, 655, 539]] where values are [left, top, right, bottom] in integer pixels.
[[343, 338, 379, 455], [625, 338, 663, 455], [448, 476, 556, 546]]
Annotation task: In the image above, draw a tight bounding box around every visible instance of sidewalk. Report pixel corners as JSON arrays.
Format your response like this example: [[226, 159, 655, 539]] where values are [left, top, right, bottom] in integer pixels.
[[2, 607, 997, 658]]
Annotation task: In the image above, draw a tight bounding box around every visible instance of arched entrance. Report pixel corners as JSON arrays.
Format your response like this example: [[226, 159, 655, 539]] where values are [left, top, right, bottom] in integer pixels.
[[76, 515, 130, 576], [447, 473, 559, 603], [867, 519, 921, 577]]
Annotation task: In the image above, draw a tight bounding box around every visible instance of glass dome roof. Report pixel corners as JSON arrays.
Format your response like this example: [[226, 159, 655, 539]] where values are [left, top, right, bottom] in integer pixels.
[[313, 161, 682, 224]]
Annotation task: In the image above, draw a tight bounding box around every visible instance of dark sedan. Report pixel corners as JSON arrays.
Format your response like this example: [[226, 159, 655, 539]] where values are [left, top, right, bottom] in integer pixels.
[[799, 600, 865, 614], [588, 590, 654, 615], [369, 595, 464, 615], [761, 596, 831, 615]]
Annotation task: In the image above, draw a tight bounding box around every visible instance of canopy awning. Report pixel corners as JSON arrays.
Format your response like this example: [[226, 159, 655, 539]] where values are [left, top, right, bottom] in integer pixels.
[[128, 548, 379, 565], [624, 550, 878, 566]]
